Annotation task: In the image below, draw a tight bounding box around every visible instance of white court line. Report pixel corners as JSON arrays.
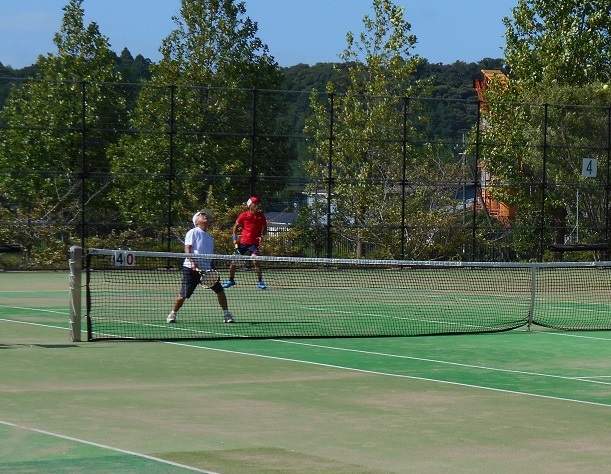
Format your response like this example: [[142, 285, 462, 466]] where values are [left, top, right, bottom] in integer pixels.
[[3, 315, 611, 407], [0, 304, 68, 315], [0, 420, 217, 473], [164, 340, 611, 408], [1, 318, 218, 472], [4, 307, 611, 473], [0, 290, 67, 294], [527, 329, 611, 341], [266, 338, 611, 385]]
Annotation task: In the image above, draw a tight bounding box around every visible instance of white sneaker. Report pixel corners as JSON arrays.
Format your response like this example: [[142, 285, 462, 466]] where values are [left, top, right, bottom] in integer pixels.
[[167, 312, 177, 323]]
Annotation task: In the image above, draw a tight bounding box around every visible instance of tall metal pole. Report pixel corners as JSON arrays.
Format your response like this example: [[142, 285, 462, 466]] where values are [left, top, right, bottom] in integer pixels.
[[326, 93, 335, 259], [167, 85, 176, 252], [606, 107, 611, 251], [79, 80, 87, 251], [473, 100, 482, 260], [400, 97, 409, 260], [250, 88, 258, 197], [538, 104, 549, 262]]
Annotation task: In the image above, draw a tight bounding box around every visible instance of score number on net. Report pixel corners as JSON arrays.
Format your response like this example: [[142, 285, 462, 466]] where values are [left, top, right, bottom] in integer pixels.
[[112, 250, 135, 267]]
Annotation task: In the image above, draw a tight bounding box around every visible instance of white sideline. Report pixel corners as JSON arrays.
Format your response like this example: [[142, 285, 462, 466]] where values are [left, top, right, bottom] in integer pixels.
[[0, 420, 218, 473], [166, 340, 611, 409], [3, 315, 611, 410]]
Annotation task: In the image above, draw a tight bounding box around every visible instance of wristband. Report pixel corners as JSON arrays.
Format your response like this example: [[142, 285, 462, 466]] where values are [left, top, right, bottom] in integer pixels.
[[232, 235, 237, 241]]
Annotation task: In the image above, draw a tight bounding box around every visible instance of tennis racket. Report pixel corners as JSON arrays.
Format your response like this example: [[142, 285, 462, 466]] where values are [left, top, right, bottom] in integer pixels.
[[232, 243, 249, 269], [198, 269, 220, 288]]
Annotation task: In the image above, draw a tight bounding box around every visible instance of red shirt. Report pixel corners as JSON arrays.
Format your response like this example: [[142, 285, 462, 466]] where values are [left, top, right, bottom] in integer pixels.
[[236, 211, 267, 245]]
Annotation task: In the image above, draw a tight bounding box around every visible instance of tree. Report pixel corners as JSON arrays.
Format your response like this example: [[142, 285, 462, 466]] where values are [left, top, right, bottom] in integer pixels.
[[0, 0, 126, 236], [115, 48, 153, 83], [503, 0, 611, 87], [108, 0, 290, 229], [476, 0, 611, 260], [415, 58, 505, 142], [304, 0, 460, 258]]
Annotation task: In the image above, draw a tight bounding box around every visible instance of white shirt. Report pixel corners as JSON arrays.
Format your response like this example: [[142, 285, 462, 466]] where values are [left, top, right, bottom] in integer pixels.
[[182, 227, 214, 271]]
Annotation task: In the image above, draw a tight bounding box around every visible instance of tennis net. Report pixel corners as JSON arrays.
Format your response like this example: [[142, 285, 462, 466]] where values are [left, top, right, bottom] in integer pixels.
[[76, 248, 611, 341]]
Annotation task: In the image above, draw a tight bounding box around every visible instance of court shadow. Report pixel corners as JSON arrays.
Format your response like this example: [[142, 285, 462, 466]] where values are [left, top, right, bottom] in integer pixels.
[[32, 344, 81, 349], [0, 344, 81, 349]]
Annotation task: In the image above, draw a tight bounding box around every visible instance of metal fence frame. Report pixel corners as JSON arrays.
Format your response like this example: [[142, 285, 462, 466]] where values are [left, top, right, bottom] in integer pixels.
[[1, 79, 610, 266]]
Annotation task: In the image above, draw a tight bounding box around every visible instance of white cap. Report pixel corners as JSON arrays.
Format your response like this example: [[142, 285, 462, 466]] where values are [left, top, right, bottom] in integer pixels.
[[192, 208, 211, 226]]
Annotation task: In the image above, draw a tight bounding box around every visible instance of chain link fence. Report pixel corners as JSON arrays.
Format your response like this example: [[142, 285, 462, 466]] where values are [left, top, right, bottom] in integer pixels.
[[1, 78, 609, 269]]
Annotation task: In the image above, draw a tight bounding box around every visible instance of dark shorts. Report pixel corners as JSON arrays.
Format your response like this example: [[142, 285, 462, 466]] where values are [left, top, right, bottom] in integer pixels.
[[236, 243, 260, 256], [180, 267, 223, 298]]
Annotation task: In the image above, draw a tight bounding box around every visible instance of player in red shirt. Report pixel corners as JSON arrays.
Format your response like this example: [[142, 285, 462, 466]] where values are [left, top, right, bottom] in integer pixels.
[[222, 196, 268, 289]]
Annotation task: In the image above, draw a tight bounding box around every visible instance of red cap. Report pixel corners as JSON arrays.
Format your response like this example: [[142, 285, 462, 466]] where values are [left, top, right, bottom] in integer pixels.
[[247, 196, 261, 206]]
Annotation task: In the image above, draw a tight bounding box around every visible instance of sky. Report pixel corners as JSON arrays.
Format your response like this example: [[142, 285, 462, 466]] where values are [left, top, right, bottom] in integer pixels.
[[0, 0, 516, 70]]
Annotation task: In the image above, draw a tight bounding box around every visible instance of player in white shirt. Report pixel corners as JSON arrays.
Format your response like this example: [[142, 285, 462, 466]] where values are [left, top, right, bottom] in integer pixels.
[[167, 209, 234, 324]]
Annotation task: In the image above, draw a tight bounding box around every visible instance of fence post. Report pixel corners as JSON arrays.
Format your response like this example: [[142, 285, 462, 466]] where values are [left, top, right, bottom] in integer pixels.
[[473, 100, 482, 260], [250, 87, 259, 196], [325, 92, 335, 259], [400, 97, 409, 260], [167, 84, 176, 252], [79, 80, 87, 250], [69, 245, 82, 342], [538, 104, 549, 262], [606, 107, 611, 254]]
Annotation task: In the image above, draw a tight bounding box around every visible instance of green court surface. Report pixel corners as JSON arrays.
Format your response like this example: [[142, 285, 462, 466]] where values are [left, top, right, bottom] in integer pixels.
[[2, 271, 611, 473]]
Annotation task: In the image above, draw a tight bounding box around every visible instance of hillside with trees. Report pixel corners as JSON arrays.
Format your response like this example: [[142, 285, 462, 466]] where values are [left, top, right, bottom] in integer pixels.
[[1, 54, 505, 143]]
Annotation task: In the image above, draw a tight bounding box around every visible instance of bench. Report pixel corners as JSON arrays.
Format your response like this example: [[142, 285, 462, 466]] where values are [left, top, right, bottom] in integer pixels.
[[0, 243, 22, 253], [548, 243, 608, 261]]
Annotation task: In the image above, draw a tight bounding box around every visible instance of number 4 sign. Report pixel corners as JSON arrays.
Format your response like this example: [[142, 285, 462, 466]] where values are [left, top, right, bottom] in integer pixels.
[[582, 158, 597, 177]]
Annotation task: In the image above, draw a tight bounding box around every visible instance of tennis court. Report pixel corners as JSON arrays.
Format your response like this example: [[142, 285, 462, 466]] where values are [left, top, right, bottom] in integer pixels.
[[2, 271, 611, 473]]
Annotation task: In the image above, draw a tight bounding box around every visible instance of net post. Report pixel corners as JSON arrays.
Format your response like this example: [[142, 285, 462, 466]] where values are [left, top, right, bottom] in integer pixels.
[[527, 265, 536, 330], [69, 245, 82, 342]]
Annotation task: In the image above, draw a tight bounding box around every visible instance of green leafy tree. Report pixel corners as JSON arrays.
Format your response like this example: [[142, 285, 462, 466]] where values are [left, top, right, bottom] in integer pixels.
[[503, 0, 611, 87], [115, 48, 153, 83], [476, 0, 611, 259], [109, 0, 289, 228], [0, 0, 126, 229], [304, 0, 459, 258]]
